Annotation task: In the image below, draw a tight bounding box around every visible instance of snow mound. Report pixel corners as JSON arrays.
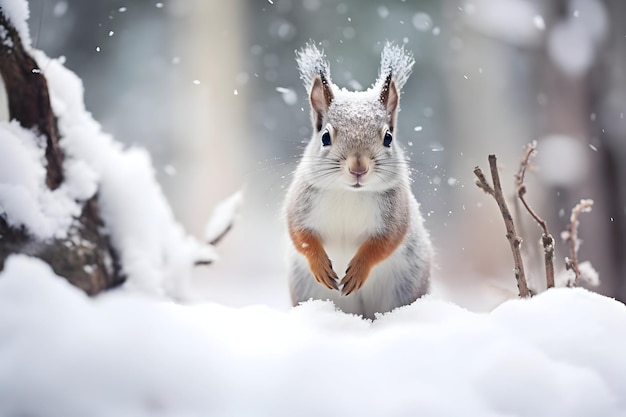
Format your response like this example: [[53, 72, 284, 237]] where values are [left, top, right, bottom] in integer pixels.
[[0, 120, 85, 239], [0, 0, 222, 297], [29, 51, 215, 297], [1, 254, 625, 417]]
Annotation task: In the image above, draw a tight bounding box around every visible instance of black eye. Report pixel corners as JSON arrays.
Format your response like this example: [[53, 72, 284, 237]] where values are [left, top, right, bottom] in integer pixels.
[[321, 130, 331, 147], [383, 131, 393, 147]]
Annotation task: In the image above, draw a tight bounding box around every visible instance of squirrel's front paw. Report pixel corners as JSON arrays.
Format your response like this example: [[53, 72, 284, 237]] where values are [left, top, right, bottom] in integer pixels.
[[309, 256, 339, 290], [341, 261, 371, 295]]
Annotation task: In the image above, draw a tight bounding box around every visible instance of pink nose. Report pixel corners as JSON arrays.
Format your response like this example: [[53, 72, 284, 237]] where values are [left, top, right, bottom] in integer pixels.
[[349, 167, 368, 177]]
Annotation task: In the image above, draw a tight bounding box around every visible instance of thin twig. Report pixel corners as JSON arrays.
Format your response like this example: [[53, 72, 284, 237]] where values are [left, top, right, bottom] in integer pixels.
[[474, 166, 495, 196], [193, 223, 234, 266], [563, 199, 594, 286], [474, 155, 530, 298], [208, 224, 233, 246], [514, 142, 555, 289]]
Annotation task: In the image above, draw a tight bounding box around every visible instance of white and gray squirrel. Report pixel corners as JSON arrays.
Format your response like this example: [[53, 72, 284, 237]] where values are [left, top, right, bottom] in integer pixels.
[[284, 41, 433, 319]]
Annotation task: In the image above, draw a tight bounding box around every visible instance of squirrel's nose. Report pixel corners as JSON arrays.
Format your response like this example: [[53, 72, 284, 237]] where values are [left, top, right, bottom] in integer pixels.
[[349, 166, 369, 177], [348, 158, 369, 177], [347, 154, 370, 179]]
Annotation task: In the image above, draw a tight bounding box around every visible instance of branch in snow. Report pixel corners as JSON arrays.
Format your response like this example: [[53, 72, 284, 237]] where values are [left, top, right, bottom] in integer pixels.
[[562, 199, 594, 287], [474, 155, 530, 297], [514, 142, 555, 289], [204, 191, 243, 246], [195, 191, 243, 266]]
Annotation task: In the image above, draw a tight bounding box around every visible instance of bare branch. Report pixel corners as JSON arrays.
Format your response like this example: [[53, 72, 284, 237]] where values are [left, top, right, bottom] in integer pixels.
[[474, 155, 530, 297], [473, 166, 494, 196], [515, 143, 548, 235], [194, 191, 243, 267], [514, 142, 555, 289], [563, 199, 594, 286]]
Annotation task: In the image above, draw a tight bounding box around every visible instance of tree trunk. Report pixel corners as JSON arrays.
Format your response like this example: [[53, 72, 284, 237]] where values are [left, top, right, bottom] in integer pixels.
[[0, 9, 123, 295]]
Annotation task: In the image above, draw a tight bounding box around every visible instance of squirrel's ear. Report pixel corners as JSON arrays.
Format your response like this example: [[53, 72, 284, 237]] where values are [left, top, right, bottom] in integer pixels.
[[377, 42, 414, 129], [380, 74, 399, 121], [296, 42, 334, 132], [310, 74, 334, 132]]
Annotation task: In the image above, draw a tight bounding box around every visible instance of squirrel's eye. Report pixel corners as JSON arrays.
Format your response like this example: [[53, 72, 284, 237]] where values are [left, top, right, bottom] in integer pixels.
[[321, 130, 331, 147], [383, 131, 393, 147]]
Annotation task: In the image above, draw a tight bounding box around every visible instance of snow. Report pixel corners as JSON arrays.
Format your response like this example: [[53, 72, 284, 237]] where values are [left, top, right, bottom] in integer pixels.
[[276, 86, 298, 105], [1, 254, 626, 416], [0, 0, 222, 297], [29, 50, 216, 297], [295, 42, 414, 100], [0, 0, 30, 47], [412, 12, 433, 32], [204, 190, 243, 244], [0, 120, 84, 239], [578, 260, 600, 285]]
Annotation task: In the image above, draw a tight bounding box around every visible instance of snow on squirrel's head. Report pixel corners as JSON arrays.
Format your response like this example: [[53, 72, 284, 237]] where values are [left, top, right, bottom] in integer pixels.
[[295, 42, 415, 191]]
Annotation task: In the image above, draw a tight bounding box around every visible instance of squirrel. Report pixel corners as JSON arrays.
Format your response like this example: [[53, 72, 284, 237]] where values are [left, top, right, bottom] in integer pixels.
[[284, 42, 433, 319]]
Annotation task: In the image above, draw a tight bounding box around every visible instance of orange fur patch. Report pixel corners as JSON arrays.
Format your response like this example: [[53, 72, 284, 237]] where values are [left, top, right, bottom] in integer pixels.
[[289, 227, 338, 290], [341, 224, 408, 295]]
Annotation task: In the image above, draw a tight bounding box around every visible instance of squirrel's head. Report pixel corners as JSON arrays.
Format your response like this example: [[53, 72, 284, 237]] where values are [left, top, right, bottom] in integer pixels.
[[296, 42, 415, 191]]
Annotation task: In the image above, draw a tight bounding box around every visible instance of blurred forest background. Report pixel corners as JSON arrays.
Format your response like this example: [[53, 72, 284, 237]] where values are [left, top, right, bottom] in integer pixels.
[[20, 0, 626, 309]]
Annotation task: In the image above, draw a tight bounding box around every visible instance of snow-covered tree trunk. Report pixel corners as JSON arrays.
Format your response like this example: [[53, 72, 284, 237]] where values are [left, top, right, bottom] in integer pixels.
[[0, 8, 123, 294]]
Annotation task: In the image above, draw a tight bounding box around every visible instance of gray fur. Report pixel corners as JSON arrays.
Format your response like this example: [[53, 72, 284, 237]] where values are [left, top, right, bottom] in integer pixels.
[[285, 42, 432, 319]]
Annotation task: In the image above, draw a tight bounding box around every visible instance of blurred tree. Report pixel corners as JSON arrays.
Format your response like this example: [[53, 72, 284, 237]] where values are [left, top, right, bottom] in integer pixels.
[[595, 0, 626, 299]]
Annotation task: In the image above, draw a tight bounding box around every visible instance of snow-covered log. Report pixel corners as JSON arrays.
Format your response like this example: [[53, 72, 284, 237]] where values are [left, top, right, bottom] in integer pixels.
[[0, 1, 235, 297], [0, 5, 122, 294]]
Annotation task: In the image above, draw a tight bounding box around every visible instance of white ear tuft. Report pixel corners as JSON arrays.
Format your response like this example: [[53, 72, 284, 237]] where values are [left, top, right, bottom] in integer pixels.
[[296, 42, 332, 91], [297, 42, 334, 131], [377, 42, 415, 93]]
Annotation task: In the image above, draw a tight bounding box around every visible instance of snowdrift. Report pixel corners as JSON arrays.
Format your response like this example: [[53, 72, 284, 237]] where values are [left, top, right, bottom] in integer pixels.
[[1, 255, 625, 417]]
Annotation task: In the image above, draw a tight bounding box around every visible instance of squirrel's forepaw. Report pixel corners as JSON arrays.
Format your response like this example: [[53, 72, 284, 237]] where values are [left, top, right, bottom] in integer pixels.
[[341, 261, 370, 296], [310, 257, 339, 290]]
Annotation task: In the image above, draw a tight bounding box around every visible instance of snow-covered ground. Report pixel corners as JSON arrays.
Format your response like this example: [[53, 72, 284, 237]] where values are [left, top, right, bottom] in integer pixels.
[[1, 254, 626, 417]]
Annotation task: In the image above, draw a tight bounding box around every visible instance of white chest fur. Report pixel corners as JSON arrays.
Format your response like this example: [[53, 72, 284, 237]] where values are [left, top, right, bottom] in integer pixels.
[[304, 189, 380, 276]]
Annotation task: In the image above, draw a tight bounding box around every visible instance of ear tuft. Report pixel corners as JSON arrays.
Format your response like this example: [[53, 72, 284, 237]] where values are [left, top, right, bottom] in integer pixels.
[[296, 42, 332, 91], [377, 42, 414, 128], [377, 42, 415, 93], [297, 42, 334, 131]]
